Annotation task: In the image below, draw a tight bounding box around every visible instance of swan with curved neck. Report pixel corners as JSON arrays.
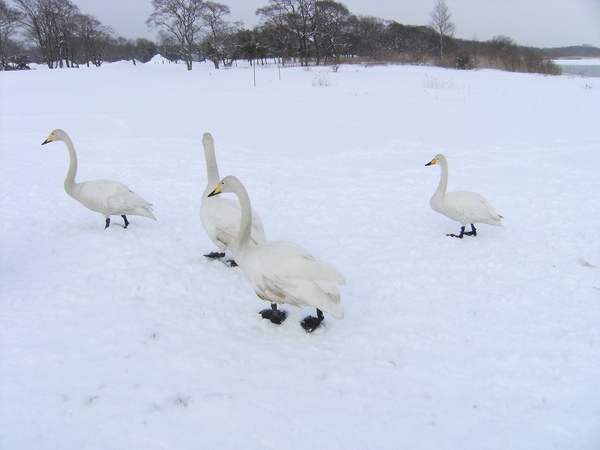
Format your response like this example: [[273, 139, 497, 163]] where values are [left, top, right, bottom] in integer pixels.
[[41, 129, 156, 229], [200, 132, 266, 263], [208, 175, 344, 332], [425, 153, 503, 238]]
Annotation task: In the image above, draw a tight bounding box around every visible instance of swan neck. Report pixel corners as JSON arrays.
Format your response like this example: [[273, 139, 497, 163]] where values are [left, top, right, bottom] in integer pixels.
[[204, 140, 220, 189], [233, 183, 253, 259], [434, 159, 448, 199], [62, 135, 78, 194]]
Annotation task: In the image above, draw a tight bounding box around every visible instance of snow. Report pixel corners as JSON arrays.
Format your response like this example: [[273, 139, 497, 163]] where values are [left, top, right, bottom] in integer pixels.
[[1, 60, 599, 449]]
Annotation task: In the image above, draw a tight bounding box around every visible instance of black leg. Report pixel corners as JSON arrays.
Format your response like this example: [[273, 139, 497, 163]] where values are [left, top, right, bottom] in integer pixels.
[[301, 309, 325, 332], [464, 224, 477, 236], [447, 226, 465, 238], [121, 215, 130, 228], [104, 217, 110, 229], [260, 303, 287, 324]]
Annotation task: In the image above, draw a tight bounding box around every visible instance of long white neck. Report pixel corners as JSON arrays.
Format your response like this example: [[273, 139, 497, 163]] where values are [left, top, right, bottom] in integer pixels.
[[204, 138, 220, 193], [232, 180, 253, 261], [432, 157, 449, 202], [61, 134, 78, 195]]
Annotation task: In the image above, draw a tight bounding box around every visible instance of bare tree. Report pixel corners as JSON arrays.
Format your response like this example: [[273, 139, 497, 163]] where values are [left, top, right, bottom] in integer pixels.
[[200, 1, 238, 69], [147, 0, 206, 70], [234, 28, 270, 65], [347, 16, 387, 58], [53, 0, 80, 66], [0, 0, 22, 68], [257, 0, 316, 66], [254, 13, 295, 63], [134, 38, 158, 63], [77, 14, 114, 67], [429, 0, 455, 61], [15, 0, 54, 67], [312, 0, 351, 64], [157, 30, 180, 60], [15, 0, 81, 68]]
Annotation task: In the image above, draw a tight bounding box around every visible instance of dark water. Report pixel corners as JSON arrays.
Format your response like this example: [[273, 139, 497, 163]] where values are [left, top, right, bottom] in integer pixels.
[[557, 64, 600, 78]]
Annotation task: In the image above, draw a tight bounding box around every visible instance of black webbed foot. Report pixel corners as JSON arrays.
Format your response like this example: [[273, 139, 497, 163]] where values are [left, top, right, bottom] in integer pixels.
[[301, 309, 324, 333], [104, 218, 111, 229], [447, 226, 465, 239], [225, 259, 238, 267], [121, 215, 130, 228], [447, 225, 478, 239], [204, 252, 226, 259], [260, 303, 287, 324]]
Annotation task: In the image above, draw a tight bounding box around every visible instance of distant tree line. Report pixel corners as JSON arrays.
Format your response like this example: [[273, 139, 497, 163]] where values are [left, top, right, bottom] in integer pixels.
[[541, 45, 600, 59], [1, 0, 159, 68], [0, 0, 571, 75]]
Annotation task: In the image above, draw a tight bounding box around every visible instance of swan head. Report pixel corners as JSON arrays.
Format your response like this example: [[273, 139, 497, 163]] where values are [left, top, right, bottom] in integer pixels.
[[207, 175, 240, 197], [42, 129, 67, 145], [202, 132, 214, 147], [425, 154, 445, 167]]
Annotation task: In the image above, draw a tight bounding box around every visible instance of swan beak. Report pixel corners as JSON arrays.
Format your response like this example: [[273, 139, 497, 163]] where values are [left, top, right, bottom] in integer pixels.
[[425, 158, 437, 166], [41, 134, 53, 145], [208, 184, 222, 197]]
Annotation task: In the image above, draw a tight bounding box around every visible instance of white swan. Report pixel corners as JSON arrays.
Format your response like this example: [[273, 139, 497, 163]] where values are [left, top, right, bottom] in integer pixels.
[[41, 129, 156, 229], [208, 175, 344, 332], [425, 153, 503, 238], [200, 132, 266, 263]]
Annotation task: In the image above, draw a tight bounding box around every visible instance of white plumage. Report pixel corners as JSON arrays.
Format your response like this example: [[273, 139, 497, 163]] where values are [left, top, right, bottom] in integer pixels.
[[200, 133, 266, 260], [41, 129, 156, 229], [208, 175, 344, 331], [425, 153, 503, 238]]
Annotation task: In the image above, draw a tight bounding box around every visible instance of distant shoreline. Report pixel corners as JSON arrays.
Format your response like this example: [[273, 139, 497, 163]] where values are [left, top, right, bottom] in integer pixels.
[[554, 58, 600, 66], [554, 59, 600, 77]]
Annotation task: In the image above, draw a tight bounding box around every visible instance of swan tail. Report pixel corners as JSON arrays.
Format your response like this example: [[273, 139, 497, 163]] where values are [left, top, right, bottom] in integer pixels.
[[131, 207, 157, 220], [127, 194, 156, 220], [491, 213, 504, 227], [316, 285, 344, 319], [306, 278, 345, 320]]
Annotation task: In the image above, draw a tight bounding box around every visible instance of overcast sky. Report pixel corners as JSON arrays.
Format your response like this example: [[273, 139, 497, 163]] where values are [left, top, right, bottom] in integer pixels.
[[70, 0, 600, 49]]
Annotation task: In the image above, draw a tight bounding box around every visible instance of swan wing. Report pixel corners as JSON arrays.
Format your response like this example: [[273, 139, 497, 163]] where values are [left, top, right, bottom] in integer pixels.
[[443, 191, 502, 226], [243, 241, 345, 319], [71, 180, 154, 219], [201, 196, 266, 251]]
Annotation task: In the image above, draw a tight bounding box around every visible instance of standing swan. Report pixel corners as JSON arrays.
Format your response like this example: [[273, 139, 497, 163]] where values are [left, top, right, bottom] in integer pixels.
[[200, 132, 266, 263], [425, 154, 503, 238], [41, 129, 156, 229], [208, 176, 344, 332]]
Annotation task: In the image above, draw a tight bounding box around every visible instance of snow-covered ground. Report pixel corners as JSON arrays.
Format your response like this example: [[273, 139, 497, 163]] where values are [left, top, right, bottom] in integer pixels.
[[1, 59, 599, 450]]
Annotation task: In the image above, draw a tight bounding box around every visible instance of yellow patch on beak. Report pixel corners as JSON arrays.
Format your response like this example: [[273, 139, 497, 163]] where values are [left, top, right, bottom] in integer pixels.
[[42, 133, 54, 145], [425, 158, 437, 166], [208, 183, 222, 197]]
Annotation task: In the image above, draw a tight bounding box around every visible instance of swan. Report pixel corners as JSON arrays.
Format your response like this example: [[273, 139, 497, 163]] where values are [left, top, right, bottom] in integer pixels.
[[425, 153, 503, 238], [208, 175, 344, 332], [41, 129, 156, 229], [200, 132, 266, 263]]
